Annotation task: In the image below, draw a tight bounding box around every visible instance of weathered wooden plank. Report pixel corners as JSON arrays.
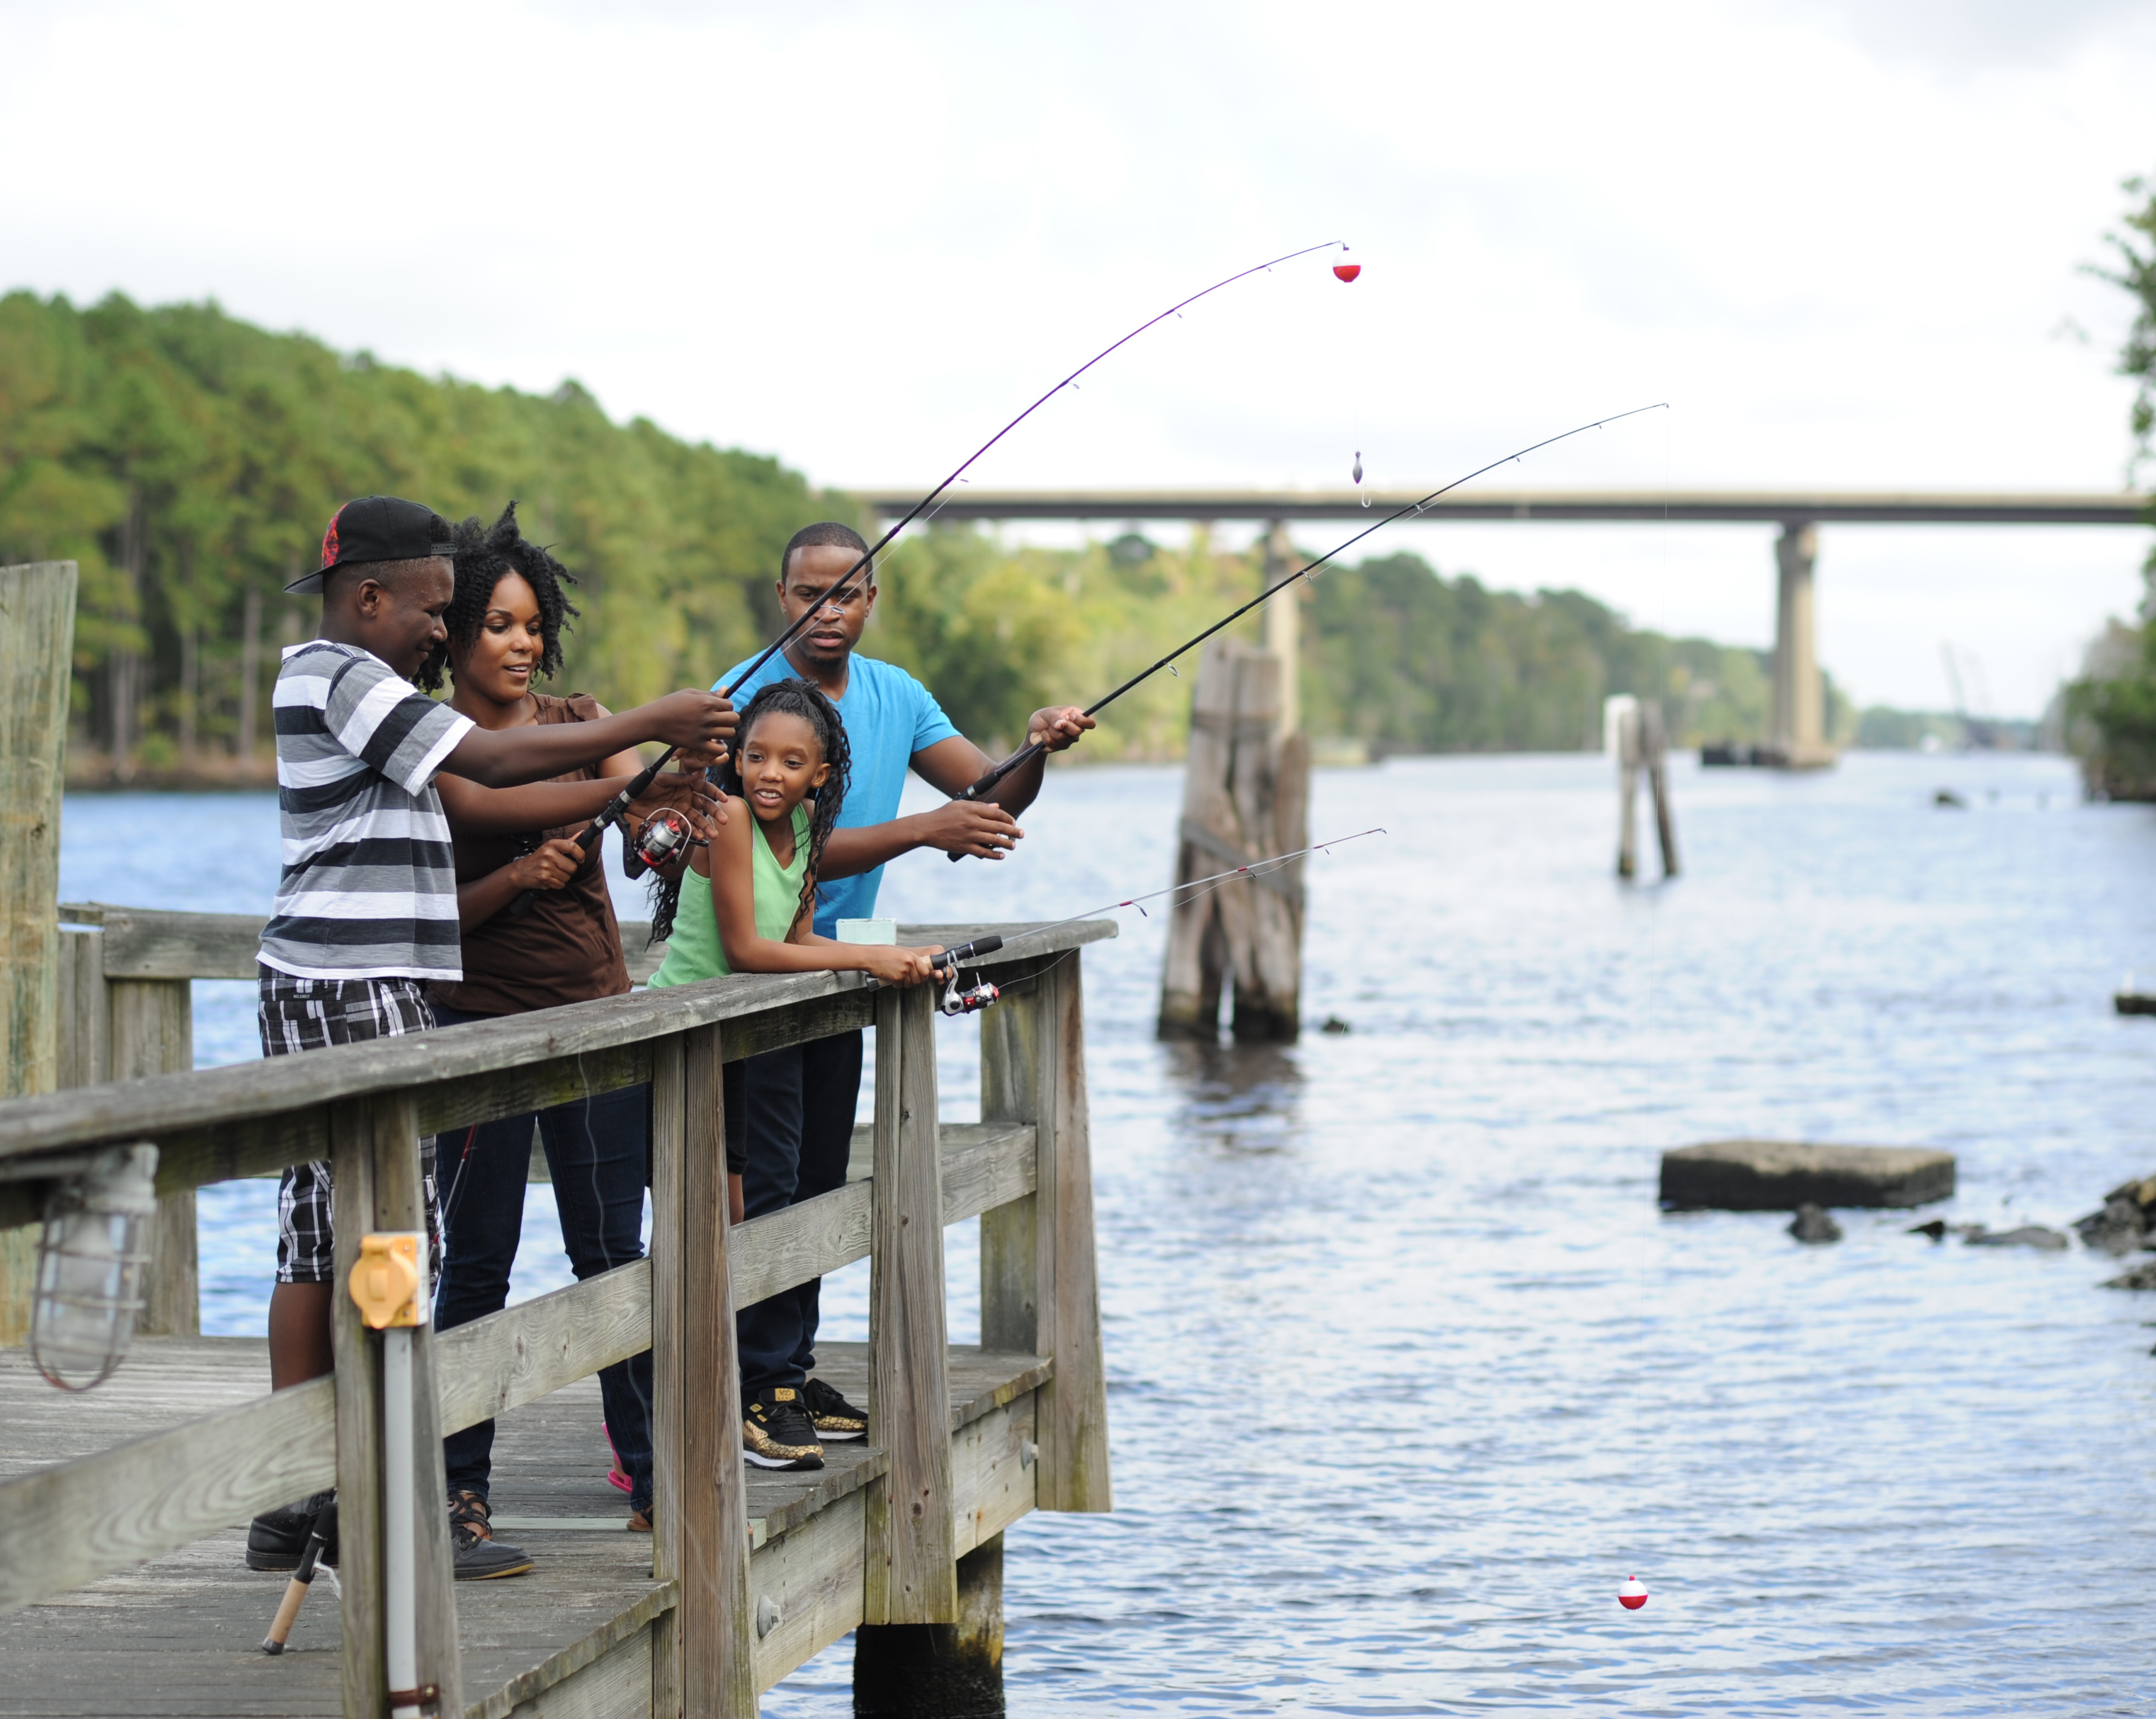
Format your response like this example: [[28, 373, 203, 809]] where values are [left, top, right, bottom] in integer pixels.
[[417, 1042, 654, 1138], [478, 1601, 669, 1719], [437, 1260, 651, 1439], [717, 987, 875, 1065], [724, 1122, 1033, 1311], [864, 983, 957, 1626], [951, 1391, 1037, 1561], [55, 926, 108, 1090], [87, 905, 266, 982], [997, 954, 1112, 1514], [0, 921, 1113, 1164], [733, 1180, 872, 1313], [748, 1487, 866, 1694], [0, 1373, 334, 1616], [646, 1035, 686, 1719], [330, 1099, 388, 1719], [678, 1024, 754, 1718], [111, 977, 198, 1337]]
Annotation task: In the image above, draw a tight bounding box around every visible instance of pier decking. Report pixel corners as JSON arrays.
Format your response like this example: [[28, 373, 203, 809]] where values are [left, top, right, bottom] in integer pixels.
[[0, 917, 1113, 1718]]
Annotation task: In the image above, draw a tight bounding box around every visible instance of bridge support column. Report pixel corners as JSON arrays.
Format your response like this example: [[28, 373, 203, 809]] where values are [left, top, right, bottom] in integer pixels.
[[1770, 522, 1835, 769]]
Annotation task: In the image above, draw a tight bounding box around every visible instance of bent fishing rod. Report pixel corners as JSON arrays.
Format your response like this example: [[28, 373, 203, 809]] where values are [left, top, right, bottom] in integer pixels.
[[505, 239, 1349, 917], [943, 402, 1672, 841]]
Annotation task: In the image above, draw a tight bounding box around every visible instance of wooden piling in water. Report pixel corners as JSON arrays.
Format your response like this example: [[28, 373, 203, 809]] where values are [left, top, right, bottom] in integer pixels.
[[1608, 694, 1678, 883], [0, 560, 76, 1344], [1157, 639, 1309, 1042]]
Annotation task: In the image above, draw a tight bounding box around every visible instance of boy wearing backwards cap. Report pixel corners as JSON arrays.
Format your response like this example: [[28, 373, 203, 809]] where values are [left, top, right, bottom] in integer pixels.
[[246, 496, 733, 1581]]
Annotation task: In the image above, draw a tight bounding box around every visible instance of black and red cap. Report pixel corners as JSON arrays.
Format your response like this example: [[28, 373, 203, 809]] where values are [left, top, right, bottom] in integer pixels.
[[285, 496, 456, 595]]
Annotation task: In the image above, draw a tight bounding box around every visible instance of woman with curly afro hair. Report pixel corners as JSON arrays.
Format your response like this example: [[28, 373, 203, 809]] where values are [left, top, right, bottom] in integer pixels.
[[424, 501, 721, 1545]]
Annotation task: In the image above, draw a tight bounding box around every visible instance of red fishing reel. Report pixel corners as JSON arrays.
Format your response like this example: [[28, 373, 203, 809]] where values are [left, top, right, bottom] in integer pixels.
[[940, 972, 1001, 1017], [624, 808, 706, 877]]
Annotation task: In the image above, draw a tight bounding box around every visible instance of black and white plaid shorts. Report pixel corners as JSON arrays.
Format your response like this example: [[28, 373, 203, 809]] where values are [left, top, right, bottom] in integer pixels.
[[259, 969, 440, 1286]]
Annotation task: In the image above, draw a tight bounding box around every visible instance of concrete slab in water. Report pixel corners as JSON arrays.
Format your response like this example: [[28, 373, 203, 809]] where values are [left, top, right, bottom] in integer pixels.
[[1661, 1141, 1955, 1210]]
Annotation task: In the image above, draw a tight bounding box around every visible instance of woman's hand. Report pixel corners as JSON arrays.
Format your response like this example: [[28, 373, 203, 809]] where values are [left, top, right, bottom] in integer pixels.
[[509, 838, 585, 892], [861, 944, 944, 986]]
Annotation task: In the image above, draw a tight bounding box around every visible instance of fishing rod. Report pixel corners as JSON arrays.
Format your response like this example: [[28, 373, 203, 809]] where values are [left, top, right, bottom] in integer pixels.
[[943, 403, 1672, 843], [893, 827, 1387, 1014], [505, 239, 1350, 919]]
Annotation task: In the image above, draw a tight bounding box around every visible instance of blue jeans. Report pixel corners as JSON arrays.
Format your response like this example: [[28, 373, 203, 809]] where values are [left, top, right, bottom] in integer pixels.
[[432, 1006, 654, 1514], [735, 1029, 864, 1396]]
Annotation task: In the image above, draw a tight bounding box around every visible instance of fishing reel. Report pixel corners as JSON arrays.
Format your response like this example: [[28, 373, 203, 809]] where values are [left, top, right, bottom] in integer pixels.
[[940, 971, 1001, 1017], [932, 937, 1004, 1016], [621, 807, 707, 880]]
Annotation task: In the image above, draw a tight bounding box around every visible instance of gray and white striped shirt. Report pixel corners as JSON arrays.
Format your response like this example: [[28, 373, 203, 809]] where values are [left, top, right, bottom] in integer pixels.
[[258, 640, 474, 982]]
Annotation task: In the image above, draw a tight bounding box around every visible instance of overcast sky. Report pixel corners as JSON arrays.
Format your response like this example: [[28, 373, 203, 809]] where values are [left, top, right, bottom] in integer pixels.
[[5, 0, 2154, 715]]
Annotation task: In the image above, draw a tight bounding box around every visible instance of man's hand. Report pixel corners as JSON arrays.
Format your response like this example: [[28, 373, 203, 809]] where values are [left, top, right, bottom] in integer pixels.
[[1026, 706, 1094, 753], [915, 801, 1024, 861], [628, 765, 728, 841], [646, 690, 737, 762]]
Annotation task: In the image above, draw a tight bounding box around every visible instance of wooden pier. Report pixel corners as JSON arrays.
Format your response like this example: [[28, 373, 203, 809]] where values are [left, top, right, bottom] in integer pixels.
[[0, 912, 1113, 1718]]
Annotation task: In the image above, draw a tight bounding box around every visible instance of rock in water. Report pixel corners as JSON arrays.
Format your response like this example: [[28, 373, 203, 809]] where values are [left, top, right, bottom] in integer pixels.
[[2072, 1196, 2147, 1255], [2103, 1260, 2156, 1290], [1965, 1225, 2070, 1251], [1661, 1141, 1956, 1210], [1789, 1204, 1842, 1244], [1907, 1219, 1947, 1241]]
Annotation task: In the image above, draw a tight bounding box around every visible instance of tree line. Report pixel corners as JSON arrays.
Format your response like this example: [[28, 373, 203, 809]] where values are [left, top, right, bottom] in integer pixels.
[[3, 289, 1809, 779]]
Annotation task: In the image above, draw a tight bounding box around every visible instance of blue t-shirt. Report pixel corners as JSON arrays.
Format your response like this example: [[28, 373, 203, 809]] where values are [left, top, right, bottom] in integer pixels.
[[715, 652, 960, 935]]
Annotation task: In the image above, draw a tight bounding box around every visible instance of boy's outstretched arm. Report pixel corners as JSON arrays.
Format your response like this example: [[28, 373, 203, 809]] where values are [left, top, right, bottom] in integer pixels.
[[440, 690, 735, 787]]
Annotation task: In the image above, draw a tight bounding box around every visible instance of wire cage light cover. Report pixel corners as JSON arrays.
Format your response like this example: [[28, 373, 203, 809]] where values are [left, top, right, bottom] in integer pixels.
[[30, 1143, 158, 1391]]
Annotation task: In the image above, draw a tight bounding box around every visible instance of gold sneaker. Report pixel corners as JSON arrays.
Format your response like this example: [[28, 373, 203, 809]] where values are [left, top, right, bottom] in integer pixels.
[[743, 1388, 824, 1470], [801, 1377, 867, 1442]]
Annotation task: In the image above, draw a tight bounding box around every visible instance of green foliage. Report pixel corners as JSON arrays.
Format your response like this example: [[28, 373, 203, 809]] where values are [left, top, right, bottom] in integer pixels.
[[0, 291, 837, 766], [1299, 550, 1783, 752], [2, 290, 1828, 774], [2064, 175, 2156, 796]]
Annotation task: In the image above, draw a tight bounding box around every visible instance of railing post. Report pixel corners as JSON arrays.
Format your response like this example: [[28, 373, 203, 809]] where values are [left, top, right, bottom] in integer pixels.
[[650, 1032, 685, 1717], [652, 1023, 752, 1717], [978, 953, 1110, 1512], [863, 983, 956, 1624], [0, 559, 75, 1344], [109, 977, 198, 1334], [331, 1093, 461, 1719]]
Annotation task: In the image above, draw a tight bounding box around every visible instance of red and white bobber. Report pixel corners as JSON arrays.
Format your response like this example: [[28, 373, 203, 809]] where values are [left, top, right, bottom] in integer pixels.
[[1618, 1576, 1649, 1611]]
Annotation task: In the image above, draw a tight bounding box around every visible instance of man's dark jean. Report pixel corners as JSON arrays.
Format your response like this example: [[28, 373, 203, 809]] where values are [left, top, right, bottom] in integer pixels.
[[432, 1005, 654, 1514], [734, 1029, 864, 1395]]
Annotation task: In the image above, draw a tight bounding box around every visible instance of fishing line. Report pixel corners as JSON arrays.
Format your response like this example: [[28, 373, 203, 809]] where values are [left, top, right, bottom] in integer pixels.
[[947, 402, 1673, 819], [964, 826, 1387, 956], [517, 240, 1351, 911]]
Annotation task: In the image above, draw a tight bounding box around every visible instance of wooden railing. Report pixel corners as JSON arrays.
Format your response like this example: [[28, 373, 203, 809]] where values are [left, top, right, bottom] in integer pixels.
[[0, 910, 1114, 1718]]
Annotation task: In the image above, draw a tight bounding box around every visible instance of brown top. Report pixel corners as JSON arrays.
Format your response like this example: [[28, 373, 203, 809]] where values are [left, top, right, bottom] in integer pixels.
[[429, 693, 632, 1017]]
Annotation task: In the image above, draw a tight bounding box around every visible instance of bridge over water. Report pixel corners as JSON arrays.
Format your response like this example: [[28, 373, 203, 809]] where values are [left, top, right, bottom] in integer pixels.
[[860, 489, 2152, 764]]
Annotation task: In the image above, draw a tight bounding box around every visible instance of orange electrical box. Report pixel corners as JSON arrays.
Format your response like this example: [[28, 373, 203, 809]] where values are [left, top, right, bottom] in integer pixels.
[[348, 1233, 425, 1329]]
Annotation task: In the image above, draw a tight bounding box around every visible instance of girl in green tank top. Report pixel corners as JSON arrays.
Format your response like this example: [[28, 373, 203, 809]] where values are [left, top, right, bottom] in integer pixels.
[[646, 680, 944, 991]]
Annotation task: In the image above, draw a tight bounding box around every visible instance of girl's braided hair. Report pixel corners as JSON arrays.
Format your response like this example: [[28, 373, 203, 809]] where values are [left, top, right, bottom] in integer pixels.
[[646, 677, 852, 946], [418, 501, 580, 693]]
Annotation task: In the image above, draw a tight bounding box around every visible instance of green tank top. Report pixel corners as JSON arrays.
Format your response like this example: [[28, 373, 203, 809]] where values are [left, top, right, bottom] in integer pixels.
[[646, 804, 812, 986]]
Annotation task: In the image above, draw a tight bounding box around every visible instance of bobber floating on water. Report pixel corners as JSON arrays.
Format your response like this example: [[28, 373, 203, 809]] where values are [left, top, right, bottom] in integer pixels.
[[1618, 1576, 1649, 1611], [1334, 262, 1361, 282]]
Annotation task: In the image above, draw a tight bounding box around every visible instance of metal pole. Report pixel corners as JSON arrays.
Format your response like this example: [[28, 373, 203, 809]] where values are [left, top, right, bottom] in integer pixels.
[[384, 1326, 420, 1719]]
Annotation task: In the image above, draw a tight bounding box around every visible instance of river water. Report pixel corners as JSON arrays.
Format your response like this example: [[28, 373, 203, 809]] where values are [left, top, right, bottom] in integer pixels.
[[55, 750, 2156, 1714]]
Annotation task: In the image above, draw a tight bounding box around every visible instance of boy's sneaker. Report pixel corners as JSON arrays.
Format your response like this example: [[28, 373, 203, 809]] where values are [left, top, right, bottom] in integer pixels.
[[246, 1491, 337, 1571], [447, 1490, 535, 1580], [743, 1388, 824, 1470], [801, 1377, 867, 1442]]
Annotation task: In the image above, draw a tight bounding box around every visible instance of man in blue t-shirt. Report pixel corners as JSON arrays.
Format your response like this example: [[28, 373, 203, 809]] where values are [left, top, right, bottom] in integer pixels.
[[713, 520, 1091, 1460]]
